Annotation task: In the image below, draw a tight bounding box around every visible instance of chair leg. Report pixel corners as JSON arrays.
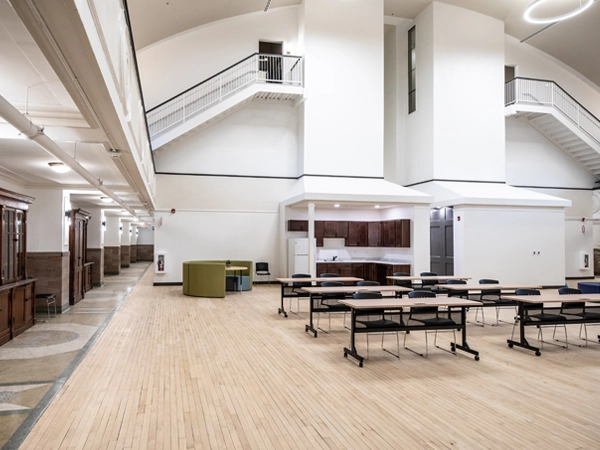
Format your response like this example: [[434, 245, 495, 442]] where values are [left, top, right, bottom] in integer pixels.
[[404, 330, 428, 358], [381, 332, 400, 358], [472, 306, 485, 327], [433, 330, 457, 355]]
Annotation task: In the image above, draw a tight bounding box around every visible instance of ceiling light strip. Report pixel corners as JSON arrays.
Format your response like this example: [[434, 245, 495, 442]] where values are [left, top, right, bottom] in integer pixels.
[[524, 0, 595, 24]]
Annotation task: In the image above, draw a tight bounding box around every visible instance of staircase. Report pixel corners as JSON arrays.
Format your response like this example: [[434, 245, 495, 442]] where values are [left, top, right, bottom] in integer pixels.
[[505, 77, 600, 176], [147, 53, 304, 150]]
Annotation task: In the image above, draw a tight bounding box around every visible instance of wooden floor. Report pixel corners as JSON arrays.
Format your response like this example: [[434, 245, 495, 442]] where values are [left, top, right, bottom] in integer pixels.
[[21, 268, 600, 449]]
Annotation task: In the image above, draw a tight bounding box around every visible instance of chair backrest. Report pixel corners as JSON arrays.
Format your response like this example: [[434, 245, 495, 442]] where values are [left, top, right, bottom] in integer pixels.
[[447, 279, 466, 285], [558, 288, 585, 310], [558, 287, 582, 295], [321, 281, 344, 288], [393, 272, 412, 288], [515, 288, 540, 296], [319, 273, 338, 278], [419, 272, 437, 287], [357, 281, 380, 286], [353, 292, 382, 300], [479, 279, 499, 284], [409, 290, 436, 298], [292, 273, 311, 288], [256, 262, 269, 272]]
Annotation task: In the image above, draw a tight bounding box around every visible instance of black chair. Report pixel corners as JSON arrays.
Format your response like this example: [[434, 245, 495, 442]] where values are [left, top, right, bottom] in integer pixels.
[[290, 273, 311, 315], [357, 281, 379, 287], [511, 288, 568, 349], [477, 278, 514, 326], [393, 272, 412, 297], [319, 273, 338, 278], [446, 279, 468, 298], [404, 291, 456, 357], [317, 281, 348, 332], [419, 272, 438, 291], [353, 292, 402, 358], [558, 287, 600, 346], [254, 262, 270, 284]]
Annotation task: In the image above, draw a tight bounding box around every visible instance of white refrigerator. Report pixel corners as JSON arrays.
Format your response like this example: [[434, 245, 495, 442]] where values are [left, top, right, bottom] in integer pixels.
[[288, 238, 316, 276]]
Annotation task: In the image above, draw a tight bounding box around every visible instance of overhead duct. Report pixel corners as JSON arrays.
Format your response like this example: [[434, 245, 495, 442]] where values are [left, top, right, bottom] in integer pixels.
[[0, 93, 139, 218]]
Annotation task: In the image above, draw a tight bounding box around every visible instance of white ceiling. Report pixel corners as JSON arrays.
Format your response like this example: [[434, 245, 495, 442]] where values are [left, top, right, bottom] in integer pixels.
[[127, 0, 600, 88]]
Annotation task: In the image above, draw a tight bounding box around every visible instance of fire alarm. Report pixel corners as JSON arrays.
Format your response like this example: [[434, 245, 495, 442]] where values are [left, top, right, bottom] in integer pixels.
[[170, 208, 176, 214], [457, 216, 461, 221]]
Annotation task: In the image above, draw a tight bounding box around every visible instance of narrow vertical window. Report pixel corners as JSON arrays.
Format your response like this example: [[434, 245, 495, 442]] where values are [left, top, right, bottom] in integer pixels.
[[408, 26, 416, 114]]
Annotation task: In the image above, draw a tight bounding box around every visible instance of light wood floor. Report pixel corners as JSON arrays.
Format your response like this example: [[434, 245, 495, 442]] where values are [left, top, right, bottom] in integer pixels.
[[20, 268, 600, 449]]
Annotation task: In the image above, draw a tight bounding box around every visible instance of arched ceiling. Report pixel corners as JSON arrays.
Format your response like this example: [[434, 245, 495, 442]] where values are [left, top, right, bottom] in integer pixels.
[[126, 0, 600, 87]]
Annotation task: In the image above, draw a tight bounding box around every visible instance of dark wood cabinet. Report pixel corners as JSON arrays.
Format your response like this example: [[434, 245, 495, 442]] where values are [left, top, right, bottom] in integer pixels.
[[395, 219, 411, 248], [324, 221, 336, 238], [351, 263, 364, 279], [368, 222, 381, 247], [382, 221, 395, 247], [315, 221, 325, 247], [347, 222, 368, 247], [335, 221, 348, 238], [84, 262, 94, 292], [288, 220, 309, 232], [0, 188, 36, 348], [0, 290, 10, 346]]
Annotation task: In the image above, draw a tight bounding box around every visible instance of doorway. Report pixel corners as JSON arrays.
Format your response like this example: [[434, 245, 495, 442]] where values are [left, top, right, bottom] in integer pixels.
[[505, 65, 516, 83], [259, 40, 283, 82], [69, 209, 90, 304], [430, 207, 453, 275]]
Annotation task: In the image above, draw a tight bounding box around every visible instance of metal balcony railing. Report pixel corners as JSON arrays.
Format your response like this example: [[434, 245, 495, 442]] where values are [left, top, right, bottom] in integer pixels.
[[146, 53, 303, 138], [505, 77, 600, 145]]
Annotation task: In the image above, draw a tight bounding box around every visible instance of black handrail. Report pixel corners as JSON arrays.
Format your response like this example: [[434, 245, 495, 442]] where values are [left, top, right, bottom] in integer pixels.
[[506, 77, 600, 126], [147, 53, 302, 114]]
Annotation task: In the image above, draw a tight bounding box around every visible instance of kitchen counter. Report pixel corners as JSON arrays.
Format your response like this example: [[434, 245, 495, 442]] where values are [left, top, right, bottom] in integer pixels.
[[317, 259, 410, 265], [316, 260, 411, 285]]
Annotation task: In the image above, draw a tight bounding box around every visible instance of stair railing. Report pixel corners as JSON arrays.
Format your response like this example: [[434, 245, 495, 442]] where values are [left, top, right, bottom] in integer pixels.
[[147, 53, 303, 138], [505, 77, 600, 145]]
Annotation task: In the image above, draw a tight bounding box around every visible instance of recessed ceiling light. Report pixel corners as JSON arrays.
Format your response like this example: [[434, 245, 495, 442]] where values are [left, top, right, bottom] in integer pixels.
[[334, 204, 340, 208], [374, 205, 381, 209], [524, 0, 594, 24], [100, 197, 112, 203], [48, 162, 70, 173]]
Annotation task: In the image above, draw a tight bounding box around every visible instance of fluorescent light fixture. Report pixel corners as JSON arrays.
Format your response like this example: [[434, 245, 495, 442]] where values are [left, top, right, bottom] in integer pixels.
[[524, 0, 594, 24], [334, 204, 340, 208], [100, 197, 112, 203], [48, 162, 70, 173]]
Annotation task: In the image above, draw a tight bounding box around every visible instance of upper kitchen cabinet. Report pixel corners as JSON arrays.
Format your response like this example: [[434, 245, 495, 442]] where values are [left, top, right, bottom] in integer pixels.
[[395, 219, 411, 248], [315, 221, 325, 247], [381, 221, 395, 247], [367, 222, 381, 247], [288, 220, 308, 232], [347, 222, 368, 247]]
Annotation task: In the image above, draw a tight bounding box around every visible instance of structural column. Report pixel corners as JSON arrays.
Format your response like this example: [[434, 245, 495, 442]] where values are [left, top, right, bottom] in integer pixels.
[[104, 215, 121, 275], [121, 220, 131, 268], [308, 202, 315, 277]]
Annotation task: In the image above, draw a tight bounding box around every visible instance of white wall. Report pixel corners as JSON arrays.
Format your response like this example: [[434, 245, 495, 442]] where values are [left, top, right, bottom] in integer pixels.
[[86, 206, 104, 248], [137, 226, 154, 245], [154, 102, 299, 177], [506, 118, 598, 189], [565, 219, 594, 278], [405, 5, 435, 184], [27, 188, 68, 252], [505, 35, 600, 118], [454, 206, 565, 285], [300, 0, 384, 177], [431, 3, 505, 182], [154, 174, 296, 282], [121, 221, 131, 245], [138, 7, 300, 108], [154, 210, 279, 283], [104, 215, 121, 247]]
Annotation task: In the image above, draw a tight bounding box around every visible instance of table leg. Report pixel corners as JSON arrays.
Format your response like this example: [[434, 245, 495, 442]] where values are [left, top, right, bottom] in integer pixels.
[[453, 307, 480, 360], [343, 308, 365, 367], [278, 284, 288, 317], [305, 293, 318, 337], [507, 302, 541, 356]]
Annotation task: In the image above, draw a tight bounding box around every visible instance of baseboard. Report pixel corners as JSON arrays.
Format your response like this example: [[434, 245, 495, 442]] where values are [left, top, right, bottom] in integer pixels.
[[153, 282, 183, 286], [565, 277, 595, 280]]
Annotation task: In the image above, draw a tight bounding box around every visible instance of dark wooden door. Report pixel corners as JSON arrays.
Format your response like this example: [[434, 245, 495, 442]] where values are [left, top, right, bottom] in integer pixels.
[[0, 290, 10, 345], [70, 209, 90, 305], [259, 41, 282, 81], [430, 208, 454, 275]]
